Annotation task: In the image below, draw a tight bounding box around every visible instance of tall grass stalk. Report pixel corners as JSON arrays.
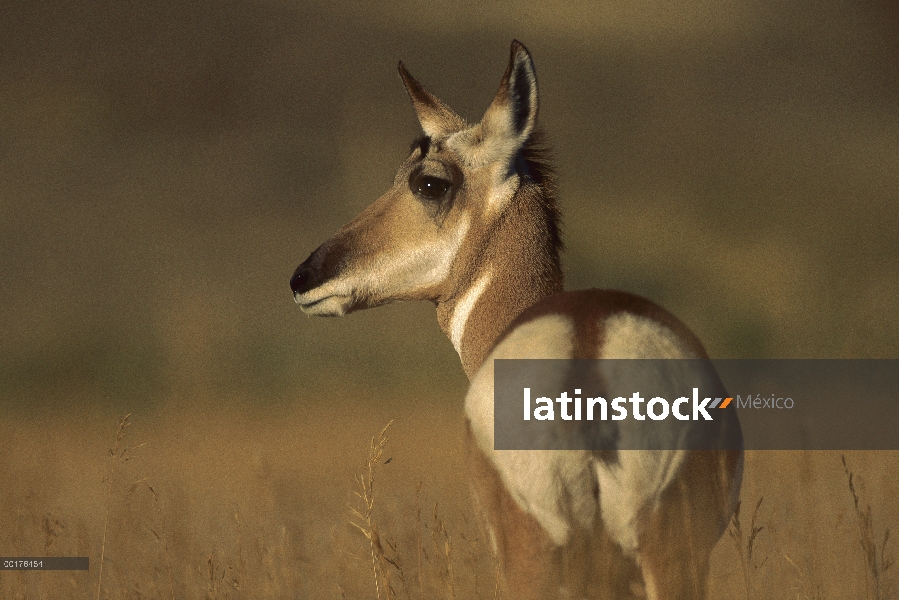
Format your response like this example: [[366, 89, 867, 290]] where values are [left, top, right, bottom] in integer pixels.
[[842, 455, 894, 600], [350, 420, 395, 600]]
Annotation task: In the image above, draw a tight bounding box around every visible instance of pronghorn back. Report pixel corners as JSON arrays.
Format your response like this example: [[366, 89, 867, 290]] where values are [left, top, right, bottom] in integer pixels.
[[290, 40, 743, 600], [465, 289, 742, 598]]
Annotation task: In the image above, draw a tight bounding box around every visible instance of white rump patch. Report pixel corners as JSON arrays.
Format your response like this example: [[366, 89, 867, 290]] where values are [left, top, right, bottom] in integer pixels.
[[465, 308, 716, 554], [449, 270, 492, 355], [592, 311, 701, 554], [592, 450, 685, 555], [466, 315, 597, 546], [601, 312, 700, 361]]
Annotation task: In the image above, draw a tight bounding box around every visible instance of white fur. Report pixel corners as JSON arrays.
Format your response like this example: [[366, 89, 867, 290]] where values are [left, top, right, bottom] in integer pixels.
[[296, 215, 470, 315], [601, 312, 699, 361], [591, 312, 702, 554], [486, 171, 519, 214], [466, 314, 597, 546], [466, 309, 714, 554], [447, 126, 521, 170], [369, 213, 470, 294], [449, 270, 492, 355]]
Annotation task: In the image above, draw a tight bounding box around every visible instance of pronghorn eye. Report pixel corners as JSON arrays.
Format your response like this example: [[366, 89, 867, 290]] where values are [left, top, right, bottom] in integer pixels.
[[413, 176, 450, 200]]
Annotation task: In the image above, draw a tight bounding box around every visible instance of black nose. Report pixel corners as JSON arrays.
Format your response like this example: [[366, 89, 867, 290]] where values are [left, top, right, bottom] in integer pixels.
[[290, 265, 314, 295]]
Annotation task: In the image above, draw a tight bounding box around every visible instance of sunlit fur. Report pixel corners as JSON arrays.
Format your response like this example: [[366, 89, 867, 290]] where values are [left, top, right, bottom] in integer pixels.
[[290, 41, 742, 600]]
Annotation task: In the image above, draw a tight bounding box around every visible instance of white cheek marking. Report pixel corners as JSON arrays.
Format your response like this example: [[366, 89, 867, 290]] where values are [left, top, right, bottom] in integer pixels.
[[369, 214, 470, 294], [449, 270, 492, 355], [324, 214, 470, 303], [294, 215, 470, 314]]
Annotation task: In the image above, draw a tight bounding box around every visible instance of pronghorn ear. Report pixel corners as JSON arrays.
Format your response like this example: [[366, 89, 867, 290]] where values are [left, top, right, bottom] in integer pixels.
[[398, 62, 466, 138], [481, 40, 538, 147]]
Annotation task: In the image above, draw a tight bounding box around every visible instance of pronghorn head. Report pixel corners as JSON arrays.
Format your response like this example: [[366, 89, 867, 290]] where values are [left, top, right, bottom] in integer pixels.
[[291, 41, 560, 336]]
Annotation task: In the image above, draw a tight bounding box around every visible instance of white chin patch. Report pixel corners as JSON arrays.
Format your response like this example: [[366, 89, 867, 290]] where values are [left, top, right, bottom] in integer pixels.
[[296, 294, 353, 316]]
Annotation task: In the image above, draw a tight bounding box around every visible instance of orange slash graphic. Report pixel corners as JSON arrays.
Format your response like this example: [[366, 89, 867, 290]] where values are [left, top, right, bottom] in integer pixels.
[[719, 397, 732, 409]]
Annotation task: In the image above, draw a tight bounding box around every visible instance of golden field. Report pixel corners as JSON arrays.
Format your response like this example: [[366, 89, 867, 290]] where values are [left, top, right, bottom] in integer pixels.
[[1, 0, 897, 597]]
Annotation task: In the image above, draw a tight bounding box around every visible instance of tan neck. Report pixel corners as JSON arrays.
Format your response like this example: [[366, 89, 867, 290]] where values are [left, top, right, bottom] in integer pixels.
[[436, 183, 563, 380]]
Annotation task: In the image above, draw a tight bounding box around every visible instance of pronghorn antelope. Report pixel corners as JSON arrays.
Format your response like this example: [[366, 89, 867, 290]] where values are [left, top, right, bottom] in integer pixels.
[[290, 41, 743, 600]]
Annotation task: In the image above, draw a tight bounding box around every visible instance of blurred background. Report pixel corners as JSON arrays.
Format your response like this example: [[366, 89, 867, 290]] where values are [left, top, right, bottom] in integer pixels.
[[2, 0, 898, 410], [1, 1, 898, 597]]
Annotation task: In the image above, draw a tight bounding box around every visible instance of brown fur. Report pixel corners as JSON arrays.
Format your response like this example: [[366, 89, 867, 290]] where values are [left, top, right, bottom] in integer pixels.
[[463, 289, 741, 598], [435, 171, 564, 377], [468, 421, 646, 600], [293, 41, 741, 599]]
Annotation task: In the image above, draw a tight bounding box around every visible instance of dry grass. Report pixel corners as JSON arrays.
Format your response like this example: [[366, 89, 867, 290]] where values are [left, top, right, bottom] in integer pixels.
[[346, 421, 491, 600], [843, 455, 895, 600], [349, 420, 395, 600], [1, 407, 897, 599], [1, 2, 896, 598], [96, 414, 145, 600], [729, 496, 768, 599]]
